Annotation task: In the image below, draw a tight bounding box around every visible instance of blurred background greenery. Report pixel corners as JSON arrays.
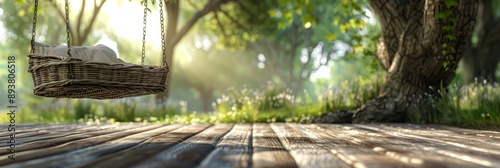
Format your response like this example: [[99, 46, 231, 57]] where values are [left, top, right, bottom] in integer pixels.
[[0, 0, 499, 129]]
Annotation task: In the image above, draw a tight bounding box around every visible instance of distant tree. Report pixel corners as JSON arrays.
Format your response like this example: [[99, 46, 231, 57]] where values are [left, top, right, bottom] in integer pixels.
[[171, 34, 269, 112], [461, 0, 500, 84], [204, 0, 371, 94], [154, 0, 240, 102]]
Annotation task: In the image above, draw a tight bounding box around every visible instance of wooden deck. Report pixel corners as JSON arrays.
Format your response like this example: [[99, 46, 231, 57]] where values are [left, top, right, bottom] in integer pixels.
[[2, 123, 500, 168]]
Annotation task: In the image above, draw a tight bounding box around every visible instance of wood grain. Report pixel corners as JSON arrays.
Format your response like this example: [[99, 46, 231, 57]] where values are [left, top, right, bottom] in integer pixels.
[[252, 123, 297, 168], [271, 123, 351, 168], [132, 124, 234, 168], [1, 123, 499, 168], [0, 124, 163, 165], [198, 124, 252, 168]]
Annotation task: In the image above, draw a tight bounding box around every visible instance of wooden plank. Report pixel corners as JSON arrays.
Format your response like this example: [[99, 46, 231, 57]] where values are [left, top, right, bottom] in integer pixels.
[[376, 124, 500, 153], [0, 125, 122, 147], [270, 123, 351, 168], [294, 124, 407, 168], [357, 124, 500, 166], [0, 123, 131, 138], [424, 124, 500, 140], [316, 124, 486, 168], [252, 123, 297, 168], [78, 124, 210, 168], [131, 124, 234, 168], [5, 124, 185, 168], [198, 124, 252, 168], [0, 124, 79, 137], [0, 124, 163, 165], [0, 124, 138, 156], [345, 124, 494, 167]]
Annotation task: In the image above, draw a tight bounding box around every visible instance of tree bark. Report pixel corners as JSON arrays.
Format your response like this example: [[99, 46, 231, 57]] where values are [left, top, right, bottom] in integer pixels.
[[461, 0, 500, 84], [350, 0, 478, 123]]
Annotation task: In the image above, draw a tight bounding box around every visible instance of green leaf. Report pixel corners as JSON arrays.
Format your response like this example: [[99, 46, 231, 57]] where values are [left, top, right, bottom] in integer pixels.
[[442, 43, 448, 48], [353, 45, 363, 52], [268, 10, 278, 18], [348, 18, 357, 28], [295, 7, 303, 15], [333, 17, 340, 25], [442, 25, 454, 31], [278, 22, 287, 30], [340, 24, 350, 33], [357, 20, 367, 27], [443, 61, 450, 68], [352, 36, 362, 43], [445, 10, 453, 16], [301, 14, 316, 26], [449, 46, 456, 52], [449, 18, 458, 23], [284, 11, 293, 22], [435, 12, 448, 20], [445, 34, 457, 41], [325, 33, 337, 41], [445, 0, 459, 8]]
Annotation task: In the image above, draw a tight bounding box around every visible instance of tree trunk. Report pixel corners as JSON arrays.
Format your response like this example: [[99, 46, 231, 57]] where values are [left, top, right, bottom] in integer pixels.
[[350, 0, 478, 123], [462, 46, 500, 84], [461, 0, 500, 84], [155, 44, 175, 102], [200, 85, 215, 112]]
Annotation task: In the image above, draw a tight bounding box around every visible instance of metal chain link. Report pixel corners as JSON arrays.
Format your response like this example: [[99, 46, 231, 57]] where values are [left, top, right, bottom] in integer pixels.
[[30, 0, 39, 54], [141, 0, 148, 65], [159, 0, 168, 68], [65, 0, 74, 79]]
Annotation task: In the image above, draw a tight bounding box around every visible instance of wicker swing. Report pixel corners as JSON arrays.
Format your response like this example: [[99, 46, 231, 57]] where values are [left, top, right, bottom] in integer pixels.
[[28, 0, 169, 99]]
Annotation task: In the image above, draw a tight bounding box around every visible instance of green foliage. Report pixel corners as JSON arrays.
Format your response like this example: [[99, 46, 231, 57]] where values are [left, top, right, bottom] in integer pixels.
[[213, 82, 295, 122], [259, 83, 295, 111], [1, 77, 499, 130], [202, 0, 279, 50], [435, 0, 459, 71], [74, 100, 97, 120], [321, 75, 383, 112], [411, 81, 500, 129]]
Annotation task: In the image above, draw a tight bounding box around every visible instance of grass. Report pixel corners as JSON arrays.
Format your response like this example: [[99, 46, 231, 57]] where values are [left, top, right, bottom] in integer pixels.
[[321, 75, 382, 112], [0, 77, 499, 129], [412, 81, 500, 129]]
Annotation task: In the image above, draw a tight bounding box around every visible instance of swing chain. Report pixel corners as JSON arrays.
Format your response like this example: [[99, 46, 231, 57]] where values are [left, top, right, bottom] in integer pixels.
[[159, 0, 167, 68], [141, 0, 148, 66], [30, 0, 39, 54], [65, 0, 74, 79]]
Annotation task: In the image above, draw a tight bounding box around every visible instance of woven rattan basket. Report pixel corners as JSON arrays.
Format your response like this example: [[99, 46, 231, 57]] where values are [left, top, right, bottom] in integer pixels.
[[28, 0, 170, 99], [28, 53, 169, 99]]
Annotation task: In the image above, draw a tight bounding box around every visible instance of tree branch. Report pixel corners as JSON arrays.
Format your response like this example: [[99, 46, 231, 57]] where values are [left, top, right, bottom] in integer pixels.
[[49, 1, 75, 44], [288, 22, 299, 80], [219, 8, 250, 33], [213, 10, 228, 37], [79, 0, 106, 45], [172, 0, 238, 45], [236, 0, 255, 16], [185, 0, 200, 10], [76, 0, 86, 43]]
